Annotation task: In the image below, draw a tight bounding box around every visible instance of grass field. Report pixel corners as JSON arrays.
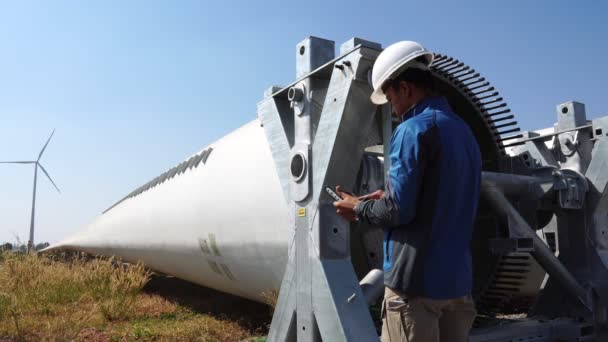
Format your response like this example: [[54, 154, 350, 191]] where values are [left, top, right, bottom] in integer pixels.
[[0, 251, 271, 341]]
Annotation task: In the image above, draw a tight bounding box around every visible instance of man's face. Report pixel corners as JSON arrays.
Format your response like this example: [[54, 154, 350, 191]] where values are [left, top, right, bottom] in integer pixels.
[[383, 80, 412, 117]]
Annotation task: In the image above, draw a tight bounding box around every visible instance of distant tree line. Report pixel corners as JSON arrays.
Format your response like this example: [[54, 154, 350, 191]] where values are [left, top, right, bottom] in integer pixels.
[[0, 242, 50, 252]]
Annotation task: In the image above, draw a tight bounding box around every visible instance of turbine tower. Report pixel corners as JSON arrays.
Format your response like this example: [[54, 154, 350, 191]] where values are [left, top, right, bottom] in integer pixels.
[[0, 130, 60, 252]]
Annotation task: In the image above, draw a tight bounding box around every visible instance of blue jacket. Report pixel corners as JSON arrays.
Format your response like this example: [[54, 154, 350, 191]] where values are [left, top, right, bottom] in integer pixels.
[[355, 96, 481, 299]]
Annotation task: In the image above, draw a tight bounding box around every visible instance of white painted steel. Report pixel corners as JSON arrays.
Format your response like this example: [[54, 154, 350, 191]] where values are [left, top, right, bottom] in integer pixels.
[[49, 120, 290, 302]]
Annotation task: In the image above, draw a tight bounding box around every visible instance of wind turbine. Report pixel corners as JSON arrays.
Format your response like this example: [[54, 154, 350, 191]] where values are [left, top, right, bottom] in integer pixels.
[[0, 130, 60, 252]]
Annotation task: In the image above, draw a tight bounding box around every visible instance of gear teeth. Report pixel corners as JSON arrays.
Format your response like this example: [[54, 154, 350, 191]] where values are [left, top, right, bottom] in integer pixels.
[[432, 53, 447, 62], [468, 84, 493, 94], [484, 103, 507, 112], [487, 115, 514, 123], [492, 121, 517, 130], [433, 57, 455, 68], [430, 53, 525, 158], [474, 92, 499, 101], [477, 97, 503, 106], [442, 62, 465, 73], [461, 77, 486, 88], [449, 67, 473, 77], [457, 73, 481, 84], [446, 67, 472, 78], [484, 109, 511, 118]]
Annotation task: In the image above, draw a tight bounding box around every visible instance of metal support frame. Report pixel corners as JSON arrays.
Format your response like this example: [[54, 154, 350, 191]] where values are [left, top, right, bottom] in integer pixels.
[[258, 37, 383, 341], [481, 181, 590, 310], [492, 102, 608, 340]]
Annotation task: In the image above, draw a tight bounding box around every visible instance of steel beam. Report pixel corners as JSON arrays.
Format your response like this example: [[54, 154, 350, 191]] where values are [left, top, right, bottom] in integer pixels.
[[481, 181, 590, 311], [260, 37, 383, 341], [481, 171, 551, 199]]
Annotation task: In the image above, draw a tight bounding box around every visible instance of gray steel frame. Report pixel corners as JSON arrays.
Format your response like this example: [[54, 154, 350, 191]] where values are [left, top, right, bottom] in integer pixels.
[[258, 37, 383, 341], [477, 101, 608, 341]]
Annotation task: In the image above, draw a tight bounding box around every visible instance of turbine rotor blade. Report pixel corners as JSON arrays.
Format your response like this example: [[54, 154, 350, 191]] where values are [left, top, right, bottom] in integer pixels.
[[37, 129, 56, 161], [37, 163, 60, 193], [0, 161, 36, 164]]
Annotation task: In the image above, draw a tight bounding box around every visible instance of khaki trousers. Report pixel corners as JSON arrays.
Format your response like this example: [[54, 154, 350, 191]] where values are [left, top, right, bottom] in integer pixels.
[[380, 287, 476, 342]]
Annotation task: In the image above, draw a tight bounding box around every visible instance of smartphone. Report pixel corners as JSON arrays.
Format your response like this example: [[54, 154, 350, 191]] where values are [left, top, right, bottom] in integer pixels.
[[325, 186, 343, 201]]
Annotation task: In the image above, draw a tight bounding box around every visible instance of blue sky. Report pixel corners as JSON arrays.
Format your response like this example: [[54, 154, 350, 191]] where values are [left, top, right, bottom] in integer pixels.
[[0, 1, 606, 244]]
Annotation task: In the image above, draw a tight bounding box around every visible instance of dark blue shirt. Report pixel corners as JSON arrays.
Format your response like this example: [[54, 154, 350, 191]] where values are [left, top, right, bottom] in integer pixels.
[[355, 96, 481, 299]]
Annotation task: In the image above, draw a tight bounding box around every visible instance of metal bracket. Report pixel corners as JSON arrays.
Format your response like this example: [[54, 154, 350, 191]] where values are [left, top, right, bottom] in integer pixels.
[[553, 169, 588, 209]]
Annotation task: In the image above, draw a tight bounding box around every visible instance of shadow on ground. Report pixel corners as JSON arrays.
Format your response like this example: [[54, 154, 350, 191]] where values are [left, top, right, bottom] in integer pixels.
[[143, 273, 272, 334]]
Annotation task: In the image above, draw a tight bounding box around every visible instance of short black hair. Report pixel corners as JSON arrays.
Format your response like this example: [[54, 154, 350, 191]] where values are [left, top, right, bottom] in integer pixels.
[[389, 66, 435, 92]]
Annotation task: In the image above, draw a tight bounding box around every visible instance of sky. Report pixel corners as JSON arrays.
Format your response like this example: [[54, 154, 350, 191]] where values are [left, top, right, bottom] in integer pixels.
[[0, 0, 606, 244]]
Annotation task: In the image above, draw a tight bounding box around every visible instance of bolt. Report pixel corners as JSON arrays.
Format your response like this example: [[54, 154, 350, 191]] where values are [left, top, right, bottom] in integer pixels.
[[287, 87, 304, 102]]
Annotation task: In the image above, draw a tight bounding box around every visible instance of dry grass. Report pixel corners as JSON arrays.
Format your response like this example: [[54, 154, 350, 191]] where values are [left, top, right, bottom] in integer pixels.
[[260, 290, 279, 312], [0, 251, 270, 341]]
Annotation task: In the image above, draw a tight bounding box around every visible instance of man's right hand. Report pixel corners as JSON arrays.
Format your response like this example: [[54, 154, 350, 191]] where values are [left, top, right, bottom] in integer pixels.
[[358, 189, 385, 201]]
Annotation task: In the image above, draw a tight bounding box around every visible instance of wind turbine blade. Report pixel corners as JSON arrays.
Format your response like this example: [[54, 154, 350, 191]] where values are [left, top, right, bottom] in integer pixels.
[[37, 129, 56, 161], [0, 161, 36, 164], [37, 163, 60, 193]]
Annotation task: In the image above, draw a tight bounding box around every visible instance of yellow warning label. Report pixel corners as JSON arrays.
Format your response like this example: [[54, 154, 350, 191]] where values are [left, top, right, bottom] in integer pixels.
[[297, 207, 306, 217]]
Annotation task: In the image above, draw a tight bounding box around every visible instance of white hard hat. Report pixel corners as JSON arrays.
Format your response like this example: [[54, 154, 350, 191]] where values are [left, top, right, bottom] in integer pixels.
[[370, 41, 434, 105]]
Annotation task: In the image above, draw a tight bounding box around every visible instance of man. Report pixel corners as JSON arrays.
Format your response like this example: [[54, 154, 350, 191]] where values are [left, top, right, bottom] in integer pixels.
[[333, 41, 481, 342]]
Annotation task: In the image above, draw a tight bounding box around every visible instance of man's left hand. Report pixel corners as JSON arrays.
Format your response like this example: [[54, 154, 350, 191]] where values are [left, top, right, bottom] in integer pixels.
[[332, 186, 361, 222]]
